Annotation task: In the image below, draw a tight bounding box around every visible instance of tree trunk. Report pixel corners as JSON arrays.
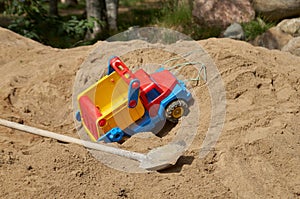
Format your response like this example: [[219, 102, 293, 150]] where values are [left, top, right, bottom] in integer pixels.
[[86, 0, 107, 39], [105, 0, 118, 31], [49, 0, 58, 16]]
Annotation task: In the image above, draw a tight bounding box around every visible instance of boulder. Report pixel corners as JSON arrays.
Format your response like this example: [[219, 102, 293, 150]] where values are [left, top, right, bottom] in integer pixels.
[[192, 0, 255, 28], [282, 36, 300, 56], [277, 18, 300, 37], [223, 23, 245, 40], [251, 27, 293, 50], [252, 0, 300, 21]]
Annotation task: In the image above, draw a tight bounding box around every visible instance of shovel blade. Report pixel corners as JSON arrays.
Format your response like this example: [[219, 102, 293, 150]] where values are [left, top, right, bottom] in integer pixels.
[[140, 140, 186, 171]]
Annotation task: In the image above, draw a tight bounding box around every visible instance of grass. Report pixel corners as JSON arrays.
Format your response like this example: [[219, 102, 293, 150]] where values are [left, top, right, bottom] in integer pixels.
[[242, 17, 275, 41], [154, 0, 221, 40], [158, 3, 191, 26], [119, 0, 145, 7]]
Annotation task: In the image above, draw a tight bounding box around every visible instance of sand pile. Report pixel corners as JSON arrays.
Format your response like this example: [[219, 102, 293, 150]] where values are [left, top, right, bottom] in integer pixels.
[[0, 27, 299, 198]]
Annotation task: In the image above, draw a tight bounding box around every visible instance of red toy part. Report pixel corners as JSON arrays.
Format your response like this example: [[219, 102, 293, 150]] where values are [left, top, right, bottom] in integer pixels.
[[110, 57, 178, 115], [79, 96, 102, 140], [134, 69, 178, 113], [109, 57, 136, 85], [151, 70, 178, 92]]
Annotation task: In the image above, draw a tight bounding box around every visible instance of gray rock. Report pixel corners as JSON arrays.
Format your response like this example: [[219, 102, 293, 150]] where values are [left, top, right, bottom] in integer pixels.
[[223, 23, 245, 40], [282, 36, 300, 56], [277, 18, 300, 36], [192, 0, 255, 28], [252, 0, 300, 21]]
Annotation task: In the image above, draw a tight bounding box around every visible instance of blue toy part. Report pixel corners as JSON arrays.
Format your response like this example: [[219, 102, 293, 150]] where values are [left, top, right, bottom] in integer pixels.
[[75, 111, 81, 122], [178, 79, 186, 88], [97, 127, 124, 142], [155, 68, 165, 73], [124, 109, 166, 136], [125, 80, 192, 135], [162, 82, 192, 106], [128, 79, 140, 108], [107, 56, 117, 75]]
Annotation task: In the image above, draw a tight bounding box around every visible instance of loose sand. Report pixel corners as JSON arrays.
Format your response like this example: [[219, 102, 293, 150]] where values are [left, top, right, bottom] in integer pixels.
[[0, 27, 299, 198]]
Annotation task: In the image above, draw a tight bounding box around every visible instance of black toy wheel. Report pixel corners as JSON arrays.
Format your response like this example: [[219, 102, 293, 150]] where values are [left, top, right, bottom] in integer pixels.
[[165, 100, 188, 123]]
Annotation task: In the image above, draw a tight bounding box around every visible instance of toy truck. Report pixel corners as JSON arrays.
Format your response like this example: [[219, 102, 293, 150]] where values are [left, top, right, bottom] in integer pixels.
[[75, 56, 192, 142]]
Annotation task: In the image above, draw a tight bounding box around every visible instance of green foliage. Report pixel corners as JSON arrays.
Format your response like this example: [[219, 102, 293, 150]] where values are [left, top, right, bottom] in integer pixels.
[[5, 0, 48, 41], [2, 0, 47, 16], [62, 16, 99, 40], [8, 16, 41, 40], [3, 0, 97, 48], [242, 17, 275, 41], [2, 0, 227, 48]]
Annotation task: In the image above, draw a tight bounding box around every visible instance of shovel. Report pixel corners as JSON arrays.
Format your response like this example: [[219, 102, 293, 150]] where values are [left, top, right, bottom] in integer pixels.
[[0, 118, 185, 171]]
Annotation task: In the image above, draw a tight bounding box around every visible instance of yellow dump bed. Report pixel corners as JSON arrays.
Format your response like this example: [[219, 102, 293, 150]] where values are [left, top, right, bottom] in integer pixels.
[[77, 71, 145, 141]]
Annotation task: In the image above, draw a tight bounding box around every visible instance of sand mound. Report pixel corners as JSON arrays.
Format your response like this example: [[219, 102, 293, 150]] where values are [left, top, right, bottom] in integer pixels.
[[0, 27, 299, 198]]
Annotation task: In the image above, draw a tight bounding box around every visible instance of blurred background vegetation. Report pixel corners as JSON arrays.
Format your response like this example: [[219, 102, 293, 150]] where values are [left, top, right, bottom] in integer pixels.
[[0, 0, 274, 48]]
